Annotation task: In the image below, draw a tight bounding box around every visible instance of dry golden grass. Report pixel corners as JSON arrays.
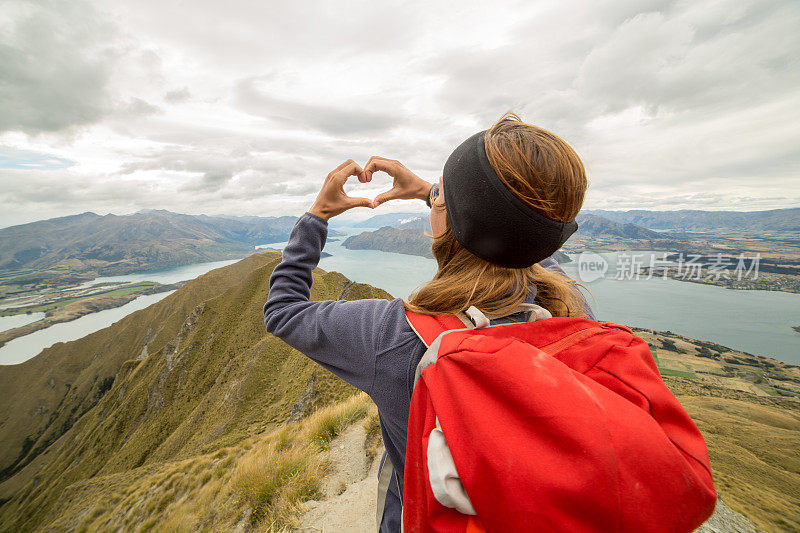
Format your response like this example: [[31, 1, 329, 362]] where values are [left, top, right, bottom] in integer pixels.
[[231, 392, 371, 531], [299, 393, 370, 450], [363, 404, 382, 460], [669, 381, 800, 533], [233, 443, 323, 529], [29, 393, 374, 533]]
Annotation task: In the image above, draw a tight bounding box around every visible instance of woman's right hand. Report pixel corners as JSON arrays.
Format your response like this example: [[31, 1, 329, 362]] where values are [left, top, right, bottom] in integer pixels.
[[363, 156, 432, 208]]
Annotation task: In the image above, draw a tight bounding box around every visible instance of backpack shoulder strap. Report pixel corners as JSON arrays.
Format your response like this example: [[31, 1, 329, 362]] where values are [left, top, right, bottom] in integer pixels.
[[376, 451, 402, 531], [405, 303, 553, 346], [404, 309, 471, 347]]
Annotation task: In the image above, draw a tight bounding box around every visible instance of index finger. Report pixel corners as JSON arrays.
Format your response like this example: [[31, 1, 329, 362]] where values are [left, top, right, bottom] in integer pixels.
[[333, 161, 365, 184], [363, 156, 398, 179]]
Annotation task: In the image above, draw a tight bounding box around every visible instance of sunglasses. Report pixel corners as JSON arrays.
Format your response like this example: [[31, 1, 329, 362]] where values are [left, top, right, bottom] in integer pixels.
[[428, 182, 441, 208]]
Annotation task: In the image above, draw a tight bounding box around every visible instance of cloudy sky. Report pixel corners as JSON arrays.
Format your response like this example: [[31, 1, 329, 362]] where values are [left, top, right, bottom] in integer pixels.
[[0, 0, 798, 228]]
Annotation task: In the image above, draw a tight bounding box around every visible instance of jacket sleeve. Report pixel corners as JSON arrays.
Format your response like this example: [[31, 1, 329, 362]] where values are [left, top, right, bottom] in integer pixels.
[[263, 212, 395, 396]]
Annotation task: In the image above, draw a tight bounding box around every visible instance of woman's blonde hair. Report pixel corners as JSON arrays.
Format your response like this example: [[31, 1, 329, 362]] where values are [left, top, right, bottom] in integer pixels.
[[402, 112, 591, 319]]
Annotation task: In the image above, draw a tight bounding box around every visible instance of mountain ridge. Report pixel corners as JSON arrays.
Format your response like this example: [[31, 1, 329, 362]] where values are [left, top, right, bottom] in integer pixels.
[[340, 213, 667, 260], [0, 252, 393, 532], [584, 207, 800, 232], [0, 210, 301, 277]]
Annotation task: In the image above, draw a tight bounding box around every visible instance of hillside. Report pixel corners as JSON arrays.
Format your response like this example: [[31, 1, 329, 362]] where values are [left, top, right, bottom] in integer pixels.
[[575, 213, 671, 239], [0, 251, 391, 531], [0, 210, 299, 279], [343, 217, 433, 258]]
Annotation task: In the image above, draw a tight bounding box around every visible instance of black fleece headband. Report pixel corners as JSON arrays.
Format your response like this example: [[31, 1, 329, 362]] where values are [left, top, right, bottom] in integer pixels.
[[442, 130, 578, 268]]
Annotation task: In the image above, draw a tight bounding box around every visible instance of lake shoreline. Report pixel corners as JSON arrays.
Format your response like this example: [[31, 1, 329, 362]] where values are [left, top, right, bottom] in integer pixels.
[[0, 282, 183, 348]]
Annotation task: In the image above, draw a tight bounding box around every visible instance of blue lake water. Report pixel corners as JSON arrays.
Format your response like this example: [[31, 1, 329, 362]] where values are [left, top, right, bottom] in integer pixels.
[[261, 225, 800, 365], [558, 260, 800, 365], [257, 225, 439, 302], [0, 312, 46, 333], [1, 259, 241, 364], [74, 259, 242, 289], [0, 292, 175, 365], [2, 225, 798, 365]]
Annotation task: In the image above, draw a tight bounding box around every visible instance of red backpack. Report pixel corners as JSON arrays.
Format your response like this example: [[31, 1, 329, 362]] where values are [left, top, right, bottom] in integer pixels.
[[399, 305, 717, 532]]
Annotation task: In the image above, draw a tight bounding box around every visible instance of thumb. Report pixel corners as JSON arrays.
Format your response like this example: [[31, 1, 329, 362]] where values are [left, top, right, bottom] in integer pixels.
[[372, 190, 396, 207]]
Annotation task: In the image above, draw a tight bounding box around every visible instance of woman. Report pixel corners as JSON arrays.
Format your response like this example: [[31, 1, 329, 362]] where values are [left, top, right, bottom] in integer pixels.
[[263, 113, 600, 531], [264, 115, 594, 532]]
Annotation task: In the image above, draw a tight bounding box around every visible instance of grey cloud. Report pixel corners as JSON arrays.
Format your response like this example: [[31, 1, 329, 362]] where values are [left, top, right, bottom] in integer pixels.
[[430, 0, 800, 126], [104, 0, 419, 72], [234, 77, 403, 136], [2, 0, 797, 226], [120, 148, 244, 192], [119, 145, 307, 193], [423, 0, 800, 196], [0, 0, 121, 134], [585, 186, 800, 211], [164, 88, 191, 103], [574, 3, 800, 116], [112, 97, 163, 119]]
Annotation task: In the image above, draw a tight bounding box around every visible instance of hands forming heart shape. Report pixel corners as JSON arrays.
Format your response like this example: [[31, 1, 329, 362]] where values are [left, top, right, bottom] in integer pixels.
[[308, 156, 433, 221]]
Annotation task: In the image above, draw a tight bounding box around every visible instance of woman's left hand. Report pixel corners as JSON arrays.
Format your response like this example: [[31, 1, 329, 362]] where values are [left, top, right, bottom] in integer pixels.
[[309, 160, 374, 221]]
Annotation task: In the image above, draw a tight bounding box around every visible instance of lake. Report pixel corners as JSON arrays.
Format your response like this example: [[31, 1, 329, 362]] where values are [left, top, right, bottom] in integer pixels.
[[262, 225, 800, 365], [0, 312, 46, 333], [0, 292, 175, 365], [1, 259, 243, 365], [2, 224, 798, 366], [74, 259, 242, 289]]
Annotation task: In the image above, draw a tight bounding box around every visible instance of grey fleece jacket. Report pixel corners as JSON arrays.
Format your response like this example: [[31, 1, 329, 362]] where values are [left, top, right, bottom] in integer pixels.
[[263, 211, 595, 532]]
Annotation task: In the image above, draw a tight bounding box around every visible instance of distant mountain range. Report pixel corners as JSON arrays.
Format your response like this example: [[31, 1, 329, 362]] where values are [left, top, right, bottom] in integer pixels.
[[575, 214, 672, 240], [349, 208, 800, 234], [350, 212, 426, 228], [584, 207, 800, 232], [0, 210, 302, 277], [340, 208, 800, 262]]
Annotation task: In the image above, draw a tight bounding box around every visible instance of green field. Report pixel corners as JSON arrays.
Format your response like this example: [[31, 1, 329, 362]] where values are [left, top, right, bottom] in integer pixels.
[[0, 282, 161, 316]]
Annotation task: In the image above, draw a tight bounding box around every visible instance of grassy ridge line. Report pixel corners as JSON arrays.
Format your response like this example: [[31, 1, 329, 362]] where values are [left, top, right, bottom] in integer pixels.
[[0, 253, 285, 483], [0, 252, 393, 531], [33, 383, 799, 533]]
